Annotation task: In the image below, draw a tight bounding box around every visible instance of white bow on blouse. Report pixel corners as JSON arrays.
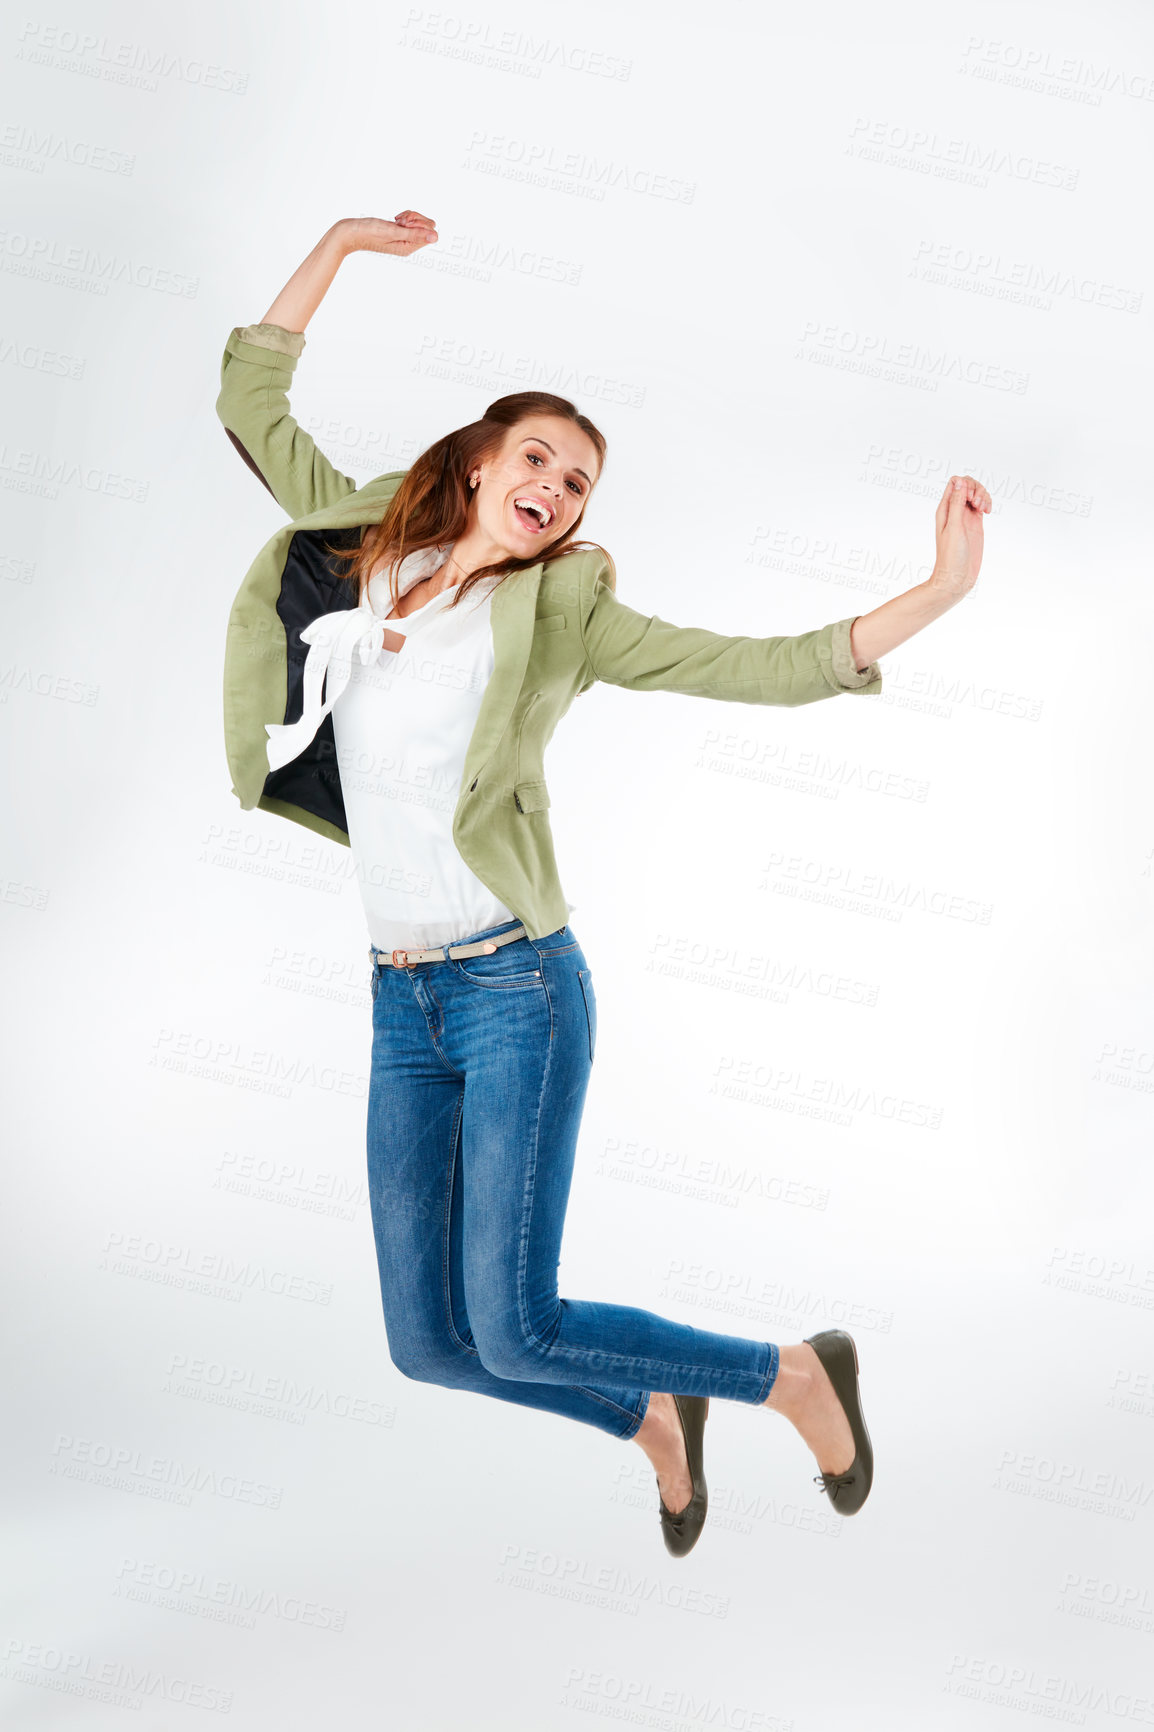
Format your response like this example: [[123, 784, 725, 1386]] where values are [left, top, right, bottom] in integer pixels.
[[263, 544, 454, 775]]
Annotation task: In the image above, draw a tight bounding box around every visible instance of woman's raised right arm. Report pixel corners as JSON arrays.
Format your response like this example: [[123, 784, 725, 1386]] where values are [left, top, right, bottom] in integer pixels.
[[215, 213, 438, 521]]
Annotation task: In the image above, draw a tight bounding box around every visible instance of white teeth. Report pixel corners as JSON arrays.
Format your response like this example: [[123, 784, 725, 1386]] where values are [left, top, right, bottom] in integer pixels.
[[514, 496, 552, 527]]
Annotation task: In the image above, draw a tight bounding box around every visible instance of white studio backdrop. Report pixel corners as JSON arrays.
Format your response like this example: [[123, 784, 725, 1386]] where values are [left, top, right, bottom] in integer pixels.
[[3, 0, 1153, 1726]]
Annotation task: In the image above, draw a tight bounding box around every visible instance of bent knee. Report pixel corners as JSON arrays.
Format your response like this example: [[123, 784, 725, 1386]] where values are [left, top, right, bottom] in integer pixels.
[[472, 1320, 553, 1382], [387, 1332, 475, 1386]]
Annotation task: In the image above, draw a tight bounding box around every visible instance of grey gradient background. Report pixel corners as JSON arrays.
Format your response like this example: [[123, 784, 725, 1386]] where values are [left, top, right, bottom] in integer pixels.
[[2, 0, 1153, 1727]]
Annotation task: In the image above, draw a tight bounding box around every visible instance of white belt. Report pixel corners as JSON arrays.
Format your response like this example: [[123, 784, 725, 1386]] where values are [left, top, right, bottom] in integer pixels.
[[370, 924, 528, 969]]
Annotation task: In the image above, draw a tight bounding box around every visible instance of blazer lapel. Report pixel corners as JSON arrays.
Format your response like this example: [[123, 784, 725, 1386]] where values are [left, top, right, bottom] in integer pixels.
[[460, 561, 544, 791]]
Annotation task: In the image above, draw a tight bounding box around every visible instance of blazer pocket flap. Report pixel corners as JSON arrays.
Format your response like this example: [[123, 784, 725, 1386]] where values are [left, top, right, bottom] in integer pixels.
[[513, 779, 551, 814], [536, 612, 567, 633]]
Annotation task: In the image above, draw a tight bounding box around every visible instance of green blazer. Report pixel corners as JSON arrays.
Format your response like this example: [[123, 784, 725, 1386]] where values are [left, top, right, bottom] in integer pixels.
[[216, 322, 883, 940]]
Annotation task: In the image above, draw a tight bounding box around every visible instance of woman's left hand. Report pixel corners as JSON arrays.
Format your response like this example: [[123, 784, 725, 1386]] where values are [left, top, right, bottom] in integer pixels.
[[929, 473, 991, 601]]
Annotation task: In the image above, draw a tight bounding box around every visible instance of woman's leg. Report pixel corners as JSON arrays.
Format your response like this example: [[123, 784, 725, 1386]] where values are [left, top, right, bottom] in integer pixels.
[[436, 922, 781, 1407], [366, 941, 651, 1441]]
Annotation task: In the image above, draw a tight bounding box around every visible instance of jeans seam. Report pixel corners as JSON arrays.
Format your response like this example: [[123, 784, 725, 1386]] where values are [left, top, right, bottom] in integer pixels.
[[511, 1332, 768, 1393], [406, 972, 465, 1077], [577, 970, 595, 1063], [450, 969, 546, 990], [441, 1085, 476, 1356], [515, 974, 555, 1356], [618, 1390, 651, 1439], [573, 1386, 649, 1433], [754, 1341, 780, 1404]]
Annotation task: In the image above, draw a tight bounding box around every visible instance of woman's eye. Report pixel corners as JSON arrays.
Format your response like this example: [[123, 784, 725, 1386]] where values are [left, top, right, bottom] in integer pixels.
[[527, 450, 582, 497]]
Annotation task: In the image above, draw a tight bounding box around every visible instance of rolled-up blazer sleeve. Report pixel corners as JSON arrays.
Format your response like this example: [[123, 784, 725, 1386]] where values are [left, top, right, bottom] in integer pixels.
[[214, 322, 358, 520], [578, 552, 882, 705]]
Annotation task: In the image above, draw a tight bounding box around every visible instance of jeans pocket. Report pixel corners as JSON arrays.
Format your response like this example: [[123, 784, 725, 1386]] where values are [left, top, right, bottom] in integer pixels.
[[452, 938, 543, 988], [577, 969, 596, 1062]]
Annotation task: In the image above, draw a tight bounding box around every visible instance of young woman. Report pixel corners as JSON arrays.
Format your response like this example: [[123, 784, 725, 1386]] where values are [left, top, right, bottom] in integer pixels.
[[215, 212, 990, 1557]]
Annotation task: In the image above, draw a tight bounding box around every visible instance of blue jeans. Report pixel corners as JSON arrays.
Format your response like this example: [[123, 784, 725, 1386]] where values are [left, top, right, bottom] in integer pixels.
[[366, 916, 780, 1441]]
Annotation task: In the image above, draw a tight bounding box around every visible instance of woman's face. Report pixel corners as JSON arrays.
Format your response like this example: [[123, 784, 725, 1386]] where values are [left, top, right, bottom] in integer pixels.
[[471, 415, 601, 558]]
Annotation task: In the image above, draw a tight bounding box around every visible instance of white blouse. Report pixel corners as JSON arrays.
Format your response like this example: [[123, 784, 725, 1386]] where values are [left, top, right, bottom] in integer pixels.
[[263, 543, 572, 954]]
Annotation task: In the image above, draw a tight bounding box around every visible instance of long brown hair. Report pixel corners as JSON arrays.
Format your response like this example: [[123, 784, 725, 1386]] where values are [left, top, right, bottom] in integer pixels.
[[324, 391, 608, 612]]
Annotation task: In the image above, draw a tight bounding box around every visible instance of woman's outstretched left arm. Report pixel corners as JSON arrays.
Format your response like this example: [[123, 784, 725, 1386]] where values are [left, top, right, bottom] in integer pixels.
[[578, 472, 991, 705], [848, 473, 990, 669]]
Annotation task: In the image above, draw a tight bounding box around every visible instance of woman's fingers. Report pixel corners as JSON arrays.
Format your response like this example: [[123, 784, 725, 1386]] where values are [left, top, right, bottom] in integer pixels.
[[395, 208, 438, 235], [941, 473, 992, 514], [343, 213, 439, 256], [391, 209, 439, 250]]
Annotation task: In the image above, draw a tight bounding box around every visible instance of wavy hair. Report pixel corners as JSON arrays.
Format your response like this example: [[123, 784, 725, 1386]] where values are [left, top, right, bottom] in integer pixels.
[[324, 391, 608, 612]]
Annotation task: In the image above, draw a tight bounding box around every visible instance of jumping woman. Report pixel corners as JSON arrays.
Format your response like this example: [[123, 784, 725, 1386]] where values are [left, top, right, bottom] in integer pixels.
[[215, 211, 989, 1557]]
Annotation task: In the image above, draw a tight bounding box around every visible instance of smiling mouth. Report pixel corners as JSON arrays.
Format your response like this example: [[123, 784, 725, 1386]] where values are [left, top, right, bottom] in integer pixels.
[[512, 497, 554, 534]]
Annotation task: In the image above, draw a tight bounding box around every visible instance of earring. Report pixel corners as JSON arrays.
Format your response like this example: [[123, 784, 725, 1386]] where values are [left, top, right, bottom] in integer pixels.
[[469, 473, 479, 489]]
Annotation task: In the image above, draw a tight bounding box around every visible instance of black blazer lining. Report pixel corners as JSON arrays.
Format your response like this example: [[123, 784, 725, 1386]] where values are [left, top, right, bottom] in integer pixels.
[[261, 527, 362, 833]]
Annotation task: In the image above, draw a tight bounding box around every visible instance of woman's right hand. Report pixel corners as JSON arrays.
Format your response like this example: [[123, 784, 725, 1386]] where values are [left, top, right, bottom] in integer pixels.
[[335, 213, 439, 257], [255, 213, 441, 367], [928, 473, 990, 602]]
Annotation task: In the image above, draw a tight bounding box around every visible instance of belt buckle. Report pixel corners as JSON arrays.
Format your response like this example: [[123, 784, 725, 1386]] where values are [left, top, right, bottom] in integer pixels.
[[391, 948, 416, 968]]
